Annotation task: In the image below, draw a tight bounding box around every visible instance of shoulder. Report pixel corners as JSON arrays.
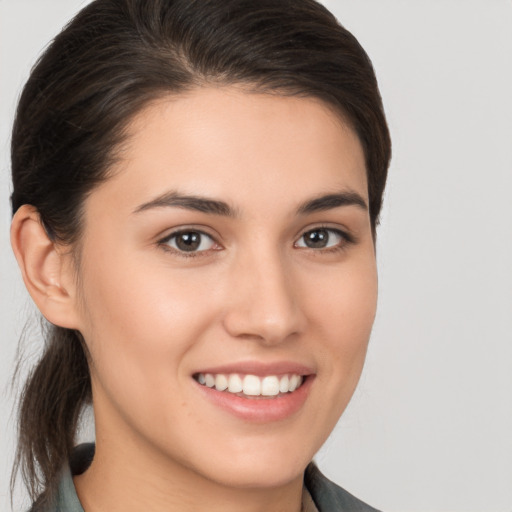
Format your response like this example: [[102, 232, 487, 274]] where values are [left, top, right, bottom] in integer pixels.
[[304, 463, 382, 512]]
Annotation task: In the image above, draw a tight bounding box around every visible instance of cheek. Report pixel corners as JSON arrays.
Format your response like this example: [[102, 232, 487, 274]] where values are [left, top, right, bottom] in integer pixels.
[[308, 250, 377, 390], [310, 250, 377, 339], [75, 247, 222, 443], [76, 244, 216, 398], [285, 251, 377, 455], [79, 242, 208, 342]]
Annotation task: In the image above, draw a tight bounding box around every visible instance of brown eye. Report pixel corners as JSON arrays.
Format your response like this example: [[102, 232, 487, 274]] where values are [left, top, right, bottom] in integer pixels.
[[164, 230, 216, 253], [295, 228, 345, 250]]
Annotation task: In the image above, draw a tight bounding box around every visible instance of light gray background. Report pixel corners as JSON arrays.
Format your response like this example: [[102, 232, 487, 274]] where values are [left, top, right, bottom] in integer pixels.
[[1, 1, 511, 511]]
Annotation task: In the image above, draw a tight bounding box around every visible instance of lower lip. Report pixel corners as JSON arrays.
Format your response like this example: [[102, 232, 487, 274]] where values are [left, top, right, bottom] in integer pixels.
[[195, 376, 314, 423]]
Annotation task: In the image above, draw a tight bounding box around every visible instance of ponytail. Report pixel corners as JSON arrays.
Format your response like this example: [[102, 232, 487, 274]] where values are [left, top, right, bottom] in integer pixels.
[[12, 325, 91, 508]]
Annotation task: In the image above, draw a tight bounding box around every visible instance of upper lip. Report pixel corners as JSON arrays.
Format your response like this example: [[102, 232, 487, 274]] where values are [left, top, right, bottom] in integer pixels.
[[193, 361, 315, 377]]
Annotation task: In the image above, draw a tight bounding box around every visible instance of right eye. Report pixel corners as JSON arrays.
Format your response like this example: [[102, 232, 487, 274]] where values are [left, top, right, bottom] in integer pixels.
[[160, 230, 217, 254]]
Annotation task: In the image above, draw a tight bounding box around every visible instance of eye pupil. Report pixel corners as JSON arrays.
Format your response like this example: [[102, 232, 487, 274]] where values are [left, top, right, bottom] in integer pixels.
[[176, 232, 201, 251], [304, 229, 328, 248]]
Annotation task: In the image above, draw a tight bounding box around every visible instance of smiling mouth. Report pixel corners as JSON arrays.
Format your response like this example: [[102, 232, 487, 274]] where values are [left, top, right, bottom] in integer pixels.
[[193, 373, 305, 398]]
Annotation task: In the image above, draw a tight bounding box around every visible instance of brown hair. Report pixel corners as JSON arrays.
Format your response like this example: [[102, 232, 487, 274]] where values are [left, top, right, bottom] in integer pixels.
[[10, 0, 391, 507]]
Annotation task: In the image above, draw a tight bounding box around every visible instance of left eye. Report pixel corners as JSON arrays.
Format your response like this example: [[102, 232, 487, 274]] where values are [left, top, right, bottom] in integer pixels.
[[295, 228, 345, 249], [162, 230, 216, 253]]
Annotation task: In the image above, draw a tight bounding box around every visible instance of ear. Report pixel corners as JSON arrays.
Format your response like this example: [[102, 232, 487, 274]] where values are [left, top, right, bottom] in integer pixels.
[[10, 205, 81, 329]]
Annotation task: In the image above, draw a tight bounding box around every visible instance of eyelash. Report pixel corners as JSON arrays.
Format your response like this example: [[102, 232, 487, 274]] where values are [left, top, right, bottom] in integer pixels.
[[157, 226, 355, 258], [158, 229, 220, 258], [295, 226, 355, 254]]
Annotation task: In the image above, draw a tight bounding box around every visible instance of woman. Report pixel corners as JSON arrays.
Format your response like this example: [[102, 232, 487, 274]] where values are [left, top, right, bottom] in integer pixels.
[[9, 0, 391, 510]]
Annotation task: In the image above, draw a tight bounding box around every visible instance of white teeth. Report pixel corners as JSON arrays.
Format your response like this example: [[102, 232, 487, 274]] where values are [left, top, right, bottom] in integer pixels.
[[279, 375, 289, 393], [205, 373, 215, 388], [228, 374, 243, 393], [243, 375, 261, 396], [261, 376, 280, 396], [215, 374, 228, 391], [196, 372, 304, 396], [289, 374, 300, 392]]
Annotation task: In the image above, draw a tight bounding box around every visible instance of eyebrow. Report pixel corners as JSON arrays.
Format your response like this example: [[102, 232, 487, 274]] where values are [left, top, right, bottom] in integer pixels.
[[133, 189, 367, 217], [296, 191, 368, 215], [133, 191, 236, 217]]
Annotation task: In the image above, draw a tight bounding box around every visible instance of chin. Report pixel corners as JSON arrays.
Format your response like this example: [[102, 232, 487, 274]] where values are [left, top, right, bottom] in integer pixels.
[[203, 458, 308, 490], [186, 435, 316, 490]]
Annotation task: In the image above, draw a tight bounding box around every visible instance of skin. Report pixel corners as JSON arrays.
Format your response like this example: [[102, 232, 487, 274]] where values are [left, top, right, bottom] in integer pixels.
[[13, 87, 377, 512]]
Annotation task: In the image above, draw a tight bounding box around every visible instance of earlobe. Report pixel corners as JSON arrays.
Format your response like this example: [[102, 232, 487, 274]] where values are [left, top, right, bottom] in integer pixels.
[[10, 205, 81, 329]]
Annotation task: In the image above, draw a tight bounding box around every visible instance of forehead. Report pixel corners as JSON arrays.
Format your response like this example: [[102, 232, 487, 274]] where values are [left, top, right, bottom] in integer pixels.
[[89, 87, 368, 218]]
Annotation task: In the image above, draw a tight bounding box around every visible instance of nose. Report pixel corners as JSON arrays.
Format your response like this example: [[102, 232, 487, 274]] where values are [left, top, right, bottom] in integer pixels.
[[222, 248, 305, 345]]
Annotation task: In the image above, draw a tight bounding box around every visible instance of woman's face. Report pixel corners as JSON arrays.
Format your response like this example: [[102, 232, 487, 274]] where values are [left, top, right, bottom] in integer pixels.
[[74, 87, 377, 489]]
